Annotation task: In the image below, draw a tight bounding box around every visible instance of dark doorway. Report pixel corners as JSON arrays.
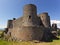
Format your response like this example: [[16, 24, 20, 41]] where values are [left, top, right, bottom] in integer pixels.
[[29, 16, 31, 19]]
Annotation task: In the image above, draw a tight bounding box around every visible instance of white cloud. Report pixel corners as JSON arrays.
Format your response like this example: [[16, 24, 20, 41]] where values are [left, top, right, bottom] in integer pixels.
[[51, 20, 60, 28]]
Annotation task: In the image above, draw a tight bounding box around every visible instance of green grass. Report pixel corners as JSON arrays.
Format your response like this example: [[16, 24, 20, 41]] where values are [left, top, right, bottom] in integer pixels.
[[0, 38, 60, 45], [0, 40, 35, 45], [50, 40, 60, 45]]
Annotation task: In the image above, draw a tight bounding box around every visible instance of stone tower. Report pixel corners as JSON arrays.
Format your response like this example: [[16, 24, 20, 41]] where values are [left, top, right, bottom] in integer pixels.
[[51, 23, 58, 36], [22, 4, 39, 26], [39, 12, 51, 28]]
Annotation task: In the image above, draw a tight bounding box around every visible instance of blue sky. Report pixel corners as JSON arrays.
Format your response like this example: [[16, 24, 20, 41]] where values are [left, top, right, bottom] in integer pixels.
[[0, 0, 60, 28]]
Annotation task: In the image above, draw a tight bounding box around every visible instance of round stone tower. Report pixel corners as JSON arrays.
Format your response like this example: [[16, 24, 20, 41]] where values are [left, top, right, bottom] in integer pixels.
[[23, 4, 37, 16], [39, 12, 51, 28], [22, 4, 39, 26]]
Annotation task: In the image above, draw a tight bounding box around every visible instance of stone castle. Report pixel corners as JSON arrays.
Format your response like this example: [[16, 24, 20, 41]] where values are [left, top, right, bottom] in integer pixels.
[[3, 4, 58, 41]]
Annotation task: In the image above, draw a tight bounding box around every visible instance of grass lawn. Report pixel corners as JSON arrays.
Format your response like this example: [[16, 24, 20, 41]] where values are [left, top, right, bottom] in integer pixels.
[[0, 37, 60, 45]]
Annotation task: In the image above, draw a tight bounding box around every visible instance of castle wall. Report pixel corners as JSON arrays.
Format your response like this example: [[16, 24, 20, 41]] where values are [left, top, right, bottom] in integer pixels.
[[13, 17, 23, 28], [11, 26, 44, 41]]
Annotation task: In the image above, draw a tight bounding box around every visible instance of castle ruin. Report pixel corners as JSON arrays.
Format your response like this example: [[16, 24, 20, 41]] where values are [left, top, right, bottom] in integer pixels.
[[3, 4, 58, 42]]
